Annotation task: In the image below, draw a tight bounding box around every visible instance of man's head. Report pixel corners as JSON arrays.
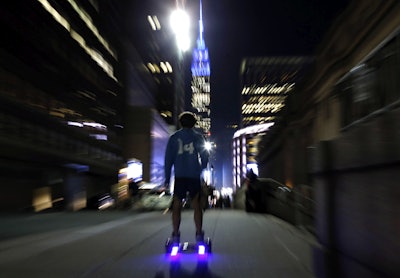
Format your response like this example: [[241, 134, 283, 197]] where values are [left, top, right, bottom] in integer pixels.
[[179, 112, 197, 128]]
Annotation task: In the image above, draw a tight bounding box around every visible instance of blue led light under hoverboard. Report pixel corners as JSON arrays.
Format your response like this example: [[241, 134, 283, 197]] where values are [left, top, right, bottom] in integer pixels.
[[170, 246, 179, 256], [198, 245, 206, 255]]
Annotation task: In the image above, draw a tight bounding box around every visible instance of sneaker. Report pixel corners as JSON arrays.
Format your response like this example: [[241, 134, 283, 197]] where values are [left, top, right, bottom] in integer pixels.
[[196, 230, 204, 243], [171, 232, 180, 245]]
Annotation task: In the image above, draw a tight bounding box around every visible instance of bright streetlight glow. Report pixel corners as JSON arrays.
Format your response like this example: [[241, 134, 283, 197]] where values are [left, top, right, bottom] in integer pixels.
[[170, 9, 189, 35], [175, 34, 190, 52], [170, 9, 190, 51], [205, 141, 212, 151]]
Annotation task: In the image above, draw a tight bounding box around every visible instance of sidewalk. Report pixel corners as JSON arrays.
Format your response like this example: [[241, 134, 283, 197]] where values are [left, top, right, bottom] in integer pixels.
[[0, 210, 137, 241], [0, 210, 318, 278]]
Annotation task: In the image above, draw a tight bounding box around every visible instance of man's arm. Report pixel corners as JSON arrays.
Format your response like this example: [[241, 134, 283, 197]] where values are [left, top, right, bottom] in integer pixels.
[[164, 136, 175, 185]]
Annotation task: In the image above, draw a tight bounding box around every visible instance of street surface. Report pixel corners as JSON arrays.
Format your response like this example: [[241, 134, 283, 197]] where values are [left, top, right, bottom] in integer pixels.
[[0, 209, 316, 277]]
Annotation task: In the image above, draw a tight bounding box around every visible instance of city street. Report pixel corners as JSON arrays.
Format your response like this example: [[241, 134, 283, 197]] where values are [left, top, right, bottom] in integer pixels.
[[0, 209, 316, 278]]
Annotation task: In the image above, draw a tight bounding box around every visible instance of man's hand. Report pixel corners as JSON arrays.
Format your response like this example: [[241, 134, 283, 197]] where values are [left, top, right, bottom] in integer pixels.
[[161, 183, 171, 194]]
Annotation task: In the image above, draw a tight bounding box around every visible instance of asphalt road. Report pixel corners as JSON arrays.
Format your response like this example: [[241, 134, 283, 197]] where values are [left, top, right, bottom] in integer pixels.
[[0, 209, 316, 277]]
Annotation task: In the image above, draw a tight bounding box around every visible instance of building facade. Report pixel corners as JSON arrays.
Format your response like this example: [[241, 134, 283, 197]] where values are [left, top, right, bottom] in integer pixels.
[[0, 0, 125, 211], [233, 56, 312, 189], [240, 56, 313, 128], [0, 0, 177, 211], [256, 1, 400, 276]]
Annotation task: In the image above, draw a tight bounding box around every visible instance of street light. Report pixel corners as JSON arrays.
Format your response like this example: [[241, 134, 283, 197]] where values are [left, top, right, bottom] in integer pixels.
[[170, 9, 190, 52], [205, 141, 212, 151]]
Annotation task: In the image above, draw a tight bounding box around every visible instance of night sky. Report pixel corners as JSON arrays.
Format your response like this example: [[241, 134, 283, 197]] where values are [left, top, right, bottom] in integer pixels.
[[185, 0, 350, 132]]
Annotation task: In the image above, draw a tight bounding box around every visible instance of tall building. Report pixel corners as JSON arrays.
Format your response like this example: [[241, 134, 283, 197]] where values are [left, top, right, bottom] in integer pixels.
[[0, 0, 175, 210], [0, 0, 125, 210], [233, 56, 312, 189], [126, 0, 182, 127], [191, 0, 211, 136], [240, 56, 313, 128]]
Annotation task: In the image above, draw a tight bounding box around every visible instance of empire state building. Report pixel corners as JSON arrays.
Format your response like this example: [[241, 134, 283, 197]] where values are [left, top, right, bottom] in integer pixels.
[[191, 0, 211, 136]]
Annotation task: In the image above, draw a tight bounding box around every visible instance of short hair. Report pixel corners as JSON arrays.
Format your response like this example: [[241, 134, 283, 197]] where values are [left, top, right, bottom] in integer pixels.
[[179, 112, 196, 128]]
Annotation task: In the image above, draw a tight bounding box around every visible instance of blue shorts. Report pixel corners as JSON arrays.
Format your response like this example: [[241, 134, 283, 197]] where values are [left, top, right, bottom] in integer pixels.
[[174, 177, 201, 200]]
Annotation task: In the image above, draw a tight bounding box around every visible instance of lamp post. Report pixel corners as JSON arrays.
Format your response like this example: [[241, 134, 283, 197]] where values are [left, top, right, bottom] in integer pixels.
[[170, 8, 190, 128]]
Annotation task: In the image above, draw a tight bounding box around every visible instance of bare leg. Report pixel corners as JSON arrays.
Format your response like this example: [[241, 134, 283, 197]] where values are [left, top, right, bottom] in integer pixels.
[[172, 196, 182, 235], [191, 193, 203, 234]]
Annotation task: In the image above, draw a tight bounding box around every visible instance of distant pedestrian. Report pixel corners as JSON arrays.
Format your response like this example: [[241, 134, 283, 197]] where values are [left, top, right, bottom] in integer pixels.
[[164, 112, 209, 244]]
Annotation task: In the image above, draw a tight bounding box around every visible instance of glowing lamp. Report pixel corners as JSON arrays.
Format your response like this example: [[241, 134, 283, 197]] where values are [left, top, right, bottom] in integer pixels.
[[198, 245, 206, 255], [170, 246, 179, 256]]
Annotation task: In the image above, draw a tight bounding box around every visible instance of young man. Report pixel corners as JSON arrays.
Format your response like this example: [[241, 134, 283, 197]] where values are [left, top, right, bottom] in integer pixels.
[[164, 112, 209, 244]]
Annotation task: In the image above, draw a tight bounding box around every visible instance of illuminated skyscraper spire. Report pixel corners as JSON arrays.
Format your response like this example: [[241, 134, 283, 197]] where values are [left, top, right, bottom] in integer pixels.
[[191, 0, 211, 135], [198, 0, 204, 47], [192, 0, 209, 76]]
